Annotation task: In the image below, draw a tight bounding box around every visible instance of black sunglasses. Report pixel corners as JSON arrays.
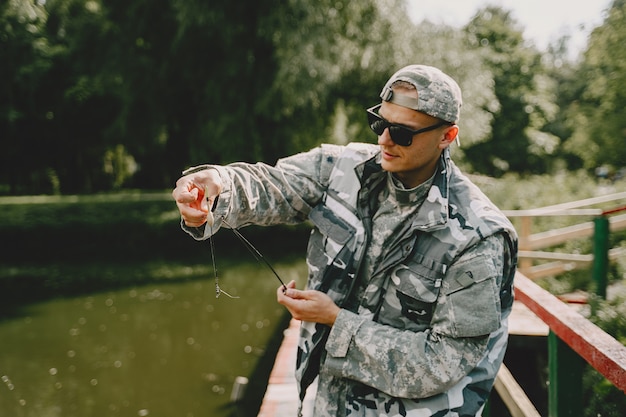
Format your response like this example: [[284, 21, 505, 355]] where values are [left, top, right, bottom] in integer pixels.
[[366, 104, 451, 146]]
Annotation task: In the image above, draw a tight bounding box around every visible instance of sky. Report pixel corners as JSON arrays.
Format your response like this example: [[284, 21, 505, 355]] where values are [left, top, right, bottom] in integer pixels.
[[406, 0, 612, 57]]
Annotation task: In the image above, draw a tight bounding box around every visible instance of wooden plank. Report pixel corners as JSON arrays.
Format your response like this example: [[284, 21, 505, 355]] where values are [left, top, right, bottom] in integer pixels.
[[517, 251, 592, 262], [258, 319, 316, 417], [609, 247, 626, 260], [523, 213, 626, 250], [518, 216, 533, 272], [503, 208, 603, 216], [494, 364, 542, 417], [502, 191, 626, 216], [519, 247, 626, 279], [508, 301, 549, 336], [526, 222, 594, 250], [515, 272, 626, 394], [610, 213, 626, 232], [519, 248, 626, 262], [524, 261, 578, 280]]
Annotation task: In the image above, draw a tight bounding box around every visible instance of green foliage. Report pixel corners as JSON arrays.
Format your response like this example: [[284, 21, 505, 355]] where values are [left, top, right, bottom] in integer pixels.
[[2, 0, 626, 194], [478, 170, 626, 296], [582, 291, 626, 417], [462, 7, 555, 176], [582, 367, 626, 417], [474, 170, 608, 211], [251, 0, 393, 158], [1, 0, 405, 194], [589, 294, 626, 345], [1, 0, 64, 193], [564, 0, 626, 171]]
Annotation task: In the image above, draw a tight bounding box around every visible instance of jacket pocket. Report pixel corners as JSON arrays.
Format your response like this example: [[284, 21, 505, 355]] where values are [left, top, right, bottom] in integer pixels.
[[433, 255, 501, 338], [378, 261, 442, 331], [306, 204, 356, 292], [309, 203, 355, 245]]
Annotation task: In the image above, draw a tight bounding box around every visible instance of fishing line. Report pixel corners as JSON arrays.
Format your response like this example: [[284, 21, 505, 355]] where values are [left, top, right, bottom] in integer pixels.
[[205, 188, 239, 299], [205, 190, 287, 298], [208, 224, 239, 299], [219, 217, 288, 292]]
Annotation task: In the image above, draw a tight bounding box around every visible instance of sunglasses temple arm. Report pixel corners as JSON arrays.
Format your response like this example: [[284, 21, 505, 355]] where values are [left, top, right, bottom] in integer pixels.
[[219, 218, 288, 291]]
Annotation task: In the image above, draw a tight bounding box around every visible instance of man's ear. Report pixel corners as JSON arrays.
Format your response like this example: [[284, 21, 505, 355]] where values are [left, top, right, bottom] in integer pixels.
[[439, 125, 459, 149]]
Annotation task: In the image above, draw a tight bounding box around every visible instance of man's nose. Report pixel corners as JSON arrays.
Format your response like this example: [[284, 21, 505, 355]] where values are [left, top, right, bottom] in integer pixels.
[[377, 128, 394, 146]]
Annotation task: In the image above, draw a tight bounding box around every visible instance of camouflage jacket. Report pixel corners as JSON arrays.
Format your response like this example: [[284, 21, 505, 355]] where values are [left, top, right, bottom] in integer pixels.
[[182, 143, 518, 417]]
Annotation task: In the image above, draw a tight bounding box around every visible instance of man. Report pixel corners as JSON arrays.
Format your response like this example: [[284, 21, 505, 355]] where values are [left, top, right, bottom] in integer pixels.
[[172, 64, 518, 416]]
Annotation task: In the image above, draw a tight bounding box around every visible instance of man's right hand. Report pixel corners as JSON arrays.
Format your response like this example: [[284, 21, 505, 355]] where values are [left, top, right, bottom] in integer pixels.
[[172, 168, 222, 227]]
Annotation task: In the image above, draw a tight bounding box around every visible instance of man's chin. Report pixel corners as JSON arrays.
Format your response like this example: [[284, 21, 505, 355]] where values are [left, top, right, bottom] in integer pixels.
[[380, 159, 400, 173]]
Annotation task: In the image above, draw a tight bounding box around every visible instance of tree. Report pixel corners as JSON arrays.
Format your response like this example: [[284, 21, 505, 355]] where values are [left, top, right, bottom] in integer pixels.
[[328, 0, 501, 168], [563, 0, 626, 172], [462, 6, 556, 176], [1, 0, 399, 193], [0, 0, 61, 194], [7, 1, 578, 193]]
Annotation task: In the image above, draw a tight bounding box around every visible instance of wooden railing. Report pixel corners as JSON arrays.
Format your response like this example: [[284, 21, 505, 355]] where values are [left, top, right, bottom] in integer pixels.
[[510, 272, 626, 416], [502, 191, 626, 282], [491, 192, 626, 416]]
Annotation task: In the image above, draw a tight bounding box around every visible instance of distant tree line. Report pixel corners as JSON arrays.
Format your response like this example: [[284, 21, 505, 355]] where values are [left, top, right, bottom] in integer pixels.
[[1, 0, 625, 195]]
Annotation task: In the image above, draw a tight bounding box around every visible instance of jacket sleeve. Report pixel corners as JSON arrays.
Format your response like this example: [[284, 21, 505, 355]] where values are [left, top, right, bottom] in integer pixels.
[[323, 234, 510, 399], [181, 144, 344, 240]]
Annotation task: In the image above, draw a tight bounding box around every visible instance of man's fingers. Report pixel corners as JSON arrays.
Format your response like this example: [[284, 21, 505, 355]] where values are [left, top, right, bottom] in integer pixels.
[[285, 288, 307, 300], [277, 280, 297, 299], [173, 170, 223, 228], [276, 280, 296, 305], [172, 187, 191, 203], [177, 202, 209, 227], [181, 215, 207, 227]]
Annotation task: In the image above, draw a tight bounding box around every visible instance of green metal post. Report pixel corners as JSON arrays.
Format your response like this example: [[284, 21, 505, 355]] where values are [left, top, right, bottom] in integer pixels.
[[548, 331, 584, 417], [482, 395, 490, 417], [592, 216, 609, 299]]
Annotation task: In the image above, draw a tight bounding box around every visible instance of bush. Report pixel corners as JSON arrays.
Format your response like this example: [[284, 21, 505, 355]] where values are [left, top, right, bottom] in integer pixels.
[[583, 294, 626, 416]]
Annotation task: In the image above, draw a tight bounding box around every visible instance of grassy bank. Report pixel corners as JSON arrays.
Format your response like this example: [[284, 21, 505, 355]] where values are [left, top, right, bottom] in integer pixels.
[[2, 174, 625, 301], [0, 192, 309, 311]]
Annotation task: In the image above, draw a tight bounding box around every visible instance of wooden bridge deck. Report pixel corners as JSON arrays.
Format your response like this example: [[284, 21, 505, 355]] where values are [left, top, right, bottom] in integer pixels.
[[256, 318, 316, 417]]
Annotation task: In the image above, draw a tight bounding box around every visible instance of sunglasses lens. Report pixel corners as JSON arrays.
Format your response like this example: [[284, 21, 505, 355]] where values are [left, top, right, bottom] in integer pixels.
[[367, 112, 385, 135], [370, 119, 387, 136], [366, 107, 413, 146], [388, 127, 412, 146]]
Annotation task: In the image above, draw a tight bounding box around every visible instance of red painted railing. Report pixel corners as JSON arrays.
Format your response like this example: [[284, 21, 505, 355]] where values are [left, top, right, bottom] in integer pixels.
[[514, 272, 626, 415]]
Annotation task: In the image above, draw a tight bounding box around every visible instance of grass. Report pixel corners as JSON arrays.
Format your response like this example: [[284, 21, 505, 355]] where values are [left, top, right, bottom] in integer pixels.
[[0, 192, 309, 315]]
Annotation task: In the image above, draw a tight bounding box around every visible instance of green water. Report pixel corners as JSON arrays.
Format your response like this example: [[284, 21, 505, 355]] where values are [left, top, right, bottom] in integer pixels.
[[0, 261, 306, 417]]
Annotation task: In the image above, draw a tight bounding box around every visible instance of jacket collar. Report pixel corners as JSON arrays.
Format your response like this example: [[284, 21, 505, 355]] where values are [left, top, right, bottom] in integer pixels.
[[356, 148, 451, 232], [413, 148, 451, 231]]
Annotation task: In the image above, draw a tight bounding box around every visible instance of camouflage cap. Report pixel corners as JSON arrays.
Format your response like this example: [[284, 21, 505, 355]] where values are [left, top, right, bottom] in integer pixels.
[[380, 65, 462, 123]]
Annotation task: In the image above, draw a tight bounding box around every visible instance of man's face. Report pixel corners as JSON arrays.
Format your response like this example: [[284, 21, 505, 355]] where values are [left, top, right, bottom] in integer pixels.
[[377, 98, 456, 188]]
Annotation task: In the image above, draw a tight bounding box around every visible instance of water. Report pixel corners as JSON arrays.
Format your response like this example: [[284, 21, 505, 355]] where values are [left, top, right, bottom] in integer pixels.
[[0, 260, 307, 417]]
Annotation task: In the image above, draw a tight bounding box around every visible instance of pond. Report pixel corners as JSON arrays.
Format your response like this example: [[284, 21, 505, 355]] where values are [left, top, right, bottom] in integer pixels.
[[0, 260, 307, 417]]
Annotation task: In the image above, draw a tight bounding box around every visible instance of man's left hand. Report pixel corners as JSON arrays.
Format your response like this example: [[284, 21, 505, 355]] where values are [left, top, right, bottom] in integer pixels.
[[277, 280, 340, 326]]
